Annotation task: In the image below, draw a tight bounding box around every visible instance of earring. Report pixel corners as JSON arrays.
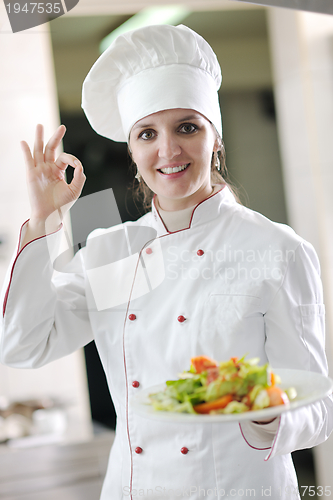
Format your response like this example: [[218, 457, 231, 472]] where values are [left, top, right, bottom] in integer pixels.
[[135, 168, 141, 182], [214, 151, 221, 171]]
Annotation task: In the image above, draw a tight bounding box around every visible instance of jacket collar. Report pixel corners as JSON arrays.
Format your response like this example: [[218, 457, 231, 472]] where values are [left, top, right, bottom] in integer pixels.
[[150, 184, 237, 236]]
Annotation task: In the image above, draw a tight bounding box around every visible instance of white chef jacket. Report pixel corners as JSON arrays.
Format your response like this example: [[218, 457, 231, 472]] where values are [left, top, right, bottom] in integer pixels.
[[1, 185, 332, 500]]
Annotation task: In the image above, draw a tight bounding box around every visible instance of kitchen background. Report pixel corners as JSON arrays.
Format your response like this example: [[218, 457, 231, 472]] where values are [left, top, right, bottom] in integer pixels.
[[0, 1, 333, 498]]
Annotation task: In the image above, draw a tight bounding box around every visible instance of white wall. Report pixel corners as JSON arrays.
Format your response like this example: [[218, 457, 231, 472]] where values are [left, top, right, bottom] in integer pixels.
[[0, 5, 92, 441], [221, 89, 287, 224], [268, 6, 333, 486]]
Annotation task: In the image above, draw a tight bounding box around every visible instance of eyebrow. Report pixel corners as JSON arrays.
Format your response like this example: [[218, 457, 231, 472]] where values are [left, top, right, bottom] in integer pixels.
[[132, 114, 202, 131]]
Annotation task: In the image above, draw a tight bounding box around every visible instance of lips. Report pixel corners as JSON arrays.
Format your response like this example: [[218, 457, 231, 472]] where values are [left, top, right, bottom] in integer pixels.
[[159, 163, 190, 175]]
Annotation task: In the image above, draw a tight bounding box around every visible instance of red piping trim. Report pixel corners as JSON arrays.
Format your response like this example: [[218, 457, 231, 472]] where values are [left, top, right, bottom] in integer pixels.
[[122, 272, 138, 500], [264, 415, 282, 461], [2, 220, 63, 317], [188, 185, 225, 229], [238, 423, 272, 451], [152, 184, 225, 235], [122, 235, 167, 498], [122, 241, 155, 499]]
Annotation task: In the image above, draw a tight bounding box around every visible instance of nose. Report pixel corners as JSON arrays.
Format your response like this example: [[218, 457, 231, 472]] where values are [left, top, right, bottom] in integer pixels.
[[157, 131, 181, 160]]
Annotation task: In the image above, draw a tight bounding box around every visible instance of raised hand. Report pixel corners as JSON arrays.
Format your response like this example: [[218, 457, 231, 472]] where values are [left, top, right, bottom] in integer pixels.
[[21, 123, 86, 223], [20, 124, 86, 245]]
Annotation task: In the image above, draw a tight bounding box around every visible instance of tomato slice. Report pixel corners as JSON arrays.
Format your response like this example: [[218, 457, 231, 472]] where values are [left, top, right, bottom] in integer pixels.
[[193, 394, 233, 414], [191, 355, 218, 374], [266, 386, 289, 406], [206, 366, 220, 384]]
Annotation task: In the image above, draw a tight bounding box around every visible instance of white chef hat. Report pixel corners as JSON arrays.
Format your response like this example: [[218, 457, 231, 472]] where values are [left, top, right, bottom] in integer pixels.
[[81, 24, 222, 143]]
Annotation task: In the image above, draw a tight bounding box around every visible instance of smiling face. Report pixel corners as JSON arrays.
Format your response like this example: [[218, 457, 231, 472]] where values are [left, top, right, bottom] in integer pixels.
[[128, 108, 220, 211]]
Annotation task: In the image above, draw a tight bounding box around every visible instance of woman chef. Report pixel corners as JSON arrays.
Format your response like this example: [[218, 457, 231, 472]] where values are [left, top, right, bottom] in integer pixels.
[[1, 24, 332, 500]]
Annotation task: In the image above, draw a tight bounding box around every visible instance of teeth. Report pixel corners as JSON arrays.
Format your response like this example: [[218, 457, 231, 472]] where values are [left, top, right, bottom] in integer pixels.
[[160, 164, 189, 174]]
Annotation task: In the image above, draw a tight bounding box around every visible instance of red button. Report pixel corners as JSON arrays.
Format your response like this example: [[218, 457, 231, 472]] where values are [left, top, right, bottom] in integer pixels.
[[132, 381, 140, 388], [177, 315, 186, 323], [197, 249, 204, 256], [145, 247, 153, 254], [135, 447, 143, 454], [129, 314, 136, 321], [181, 447, 189, 455]]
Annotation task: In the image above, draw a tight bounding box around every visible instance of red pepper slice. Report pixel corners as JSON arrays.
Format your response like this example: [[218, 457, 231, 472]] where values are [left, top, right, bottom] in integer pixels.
[[191, 355, 218, 374]]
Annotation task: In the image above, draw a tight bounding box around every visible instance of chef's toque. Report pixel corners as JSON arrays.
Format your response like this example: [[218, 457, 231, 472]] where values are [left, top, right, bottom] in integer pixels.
[[81, 24, 222, 143]]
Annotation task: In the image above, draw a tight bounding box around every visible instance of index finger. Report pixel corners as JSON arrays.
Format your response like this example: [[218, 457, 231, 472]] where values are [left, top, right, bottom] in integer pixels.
[[44, 125, 67, 163], [20, 140, 35, 170], [33, 124, 45, 165]]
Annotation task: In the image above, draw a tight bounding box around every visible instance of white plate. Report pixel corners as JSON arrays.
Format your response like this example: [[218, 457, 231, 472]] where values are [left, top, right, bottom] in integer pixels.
[[131, 369, 333, 423]]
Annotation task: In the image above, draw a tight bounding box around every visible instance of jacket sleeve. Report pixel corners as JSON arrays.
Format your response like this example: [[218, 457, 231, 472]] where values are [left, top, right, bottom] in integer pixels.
[[239, 240, 333, 460], [0, 221, 94, 368]]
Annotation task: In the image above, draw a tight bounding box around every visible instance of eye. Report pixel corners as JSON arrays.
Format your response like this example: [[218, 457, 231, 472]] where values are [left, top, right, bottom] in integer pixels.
[[139, 130, 155, 140], [179, 123, 198, 134]]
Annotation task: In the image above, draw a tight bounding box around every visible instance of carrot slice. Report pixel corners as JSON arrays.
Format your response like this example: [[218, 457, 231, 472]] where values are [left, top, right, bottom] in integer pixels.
[[191, 355, 218, 374], [193, 394, 233, 414]]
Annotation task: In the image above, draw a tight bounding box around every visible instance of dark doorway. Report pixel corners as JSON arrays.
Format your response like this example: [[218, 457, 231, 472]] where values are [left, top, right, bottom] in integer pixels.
[[61, 110, 143, 430]]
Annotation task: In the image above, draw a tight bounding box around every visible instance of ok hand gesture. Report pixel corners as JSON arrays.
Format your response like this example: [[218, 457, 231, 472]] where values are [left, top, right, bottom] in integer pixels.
[[21, 124, 86, 225]]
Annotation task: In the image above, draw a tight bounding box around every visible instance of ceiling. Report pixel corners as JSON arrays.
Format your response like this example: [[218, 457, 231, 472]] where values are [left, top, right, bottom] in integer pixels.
[[64, 0, 333, 15], [50, 15, 130, 47], [48, 0, 332, 48], [64, 0, 259, 16], [49, 6, 272, 113], [234, 0, 333, 15], [50, 7, 267, 48]]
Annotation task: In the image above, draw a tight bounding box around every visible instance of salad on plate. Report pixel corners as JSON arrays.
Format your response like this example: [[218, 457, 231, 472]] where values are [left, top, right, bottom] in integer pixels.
[[149, 355, 297, 415]]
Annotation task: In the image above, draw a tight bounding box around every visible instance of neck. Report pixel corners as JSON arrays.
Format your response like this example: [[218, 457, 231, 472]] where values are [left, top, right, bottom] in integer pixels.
[[156, 185, 214, 212]]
